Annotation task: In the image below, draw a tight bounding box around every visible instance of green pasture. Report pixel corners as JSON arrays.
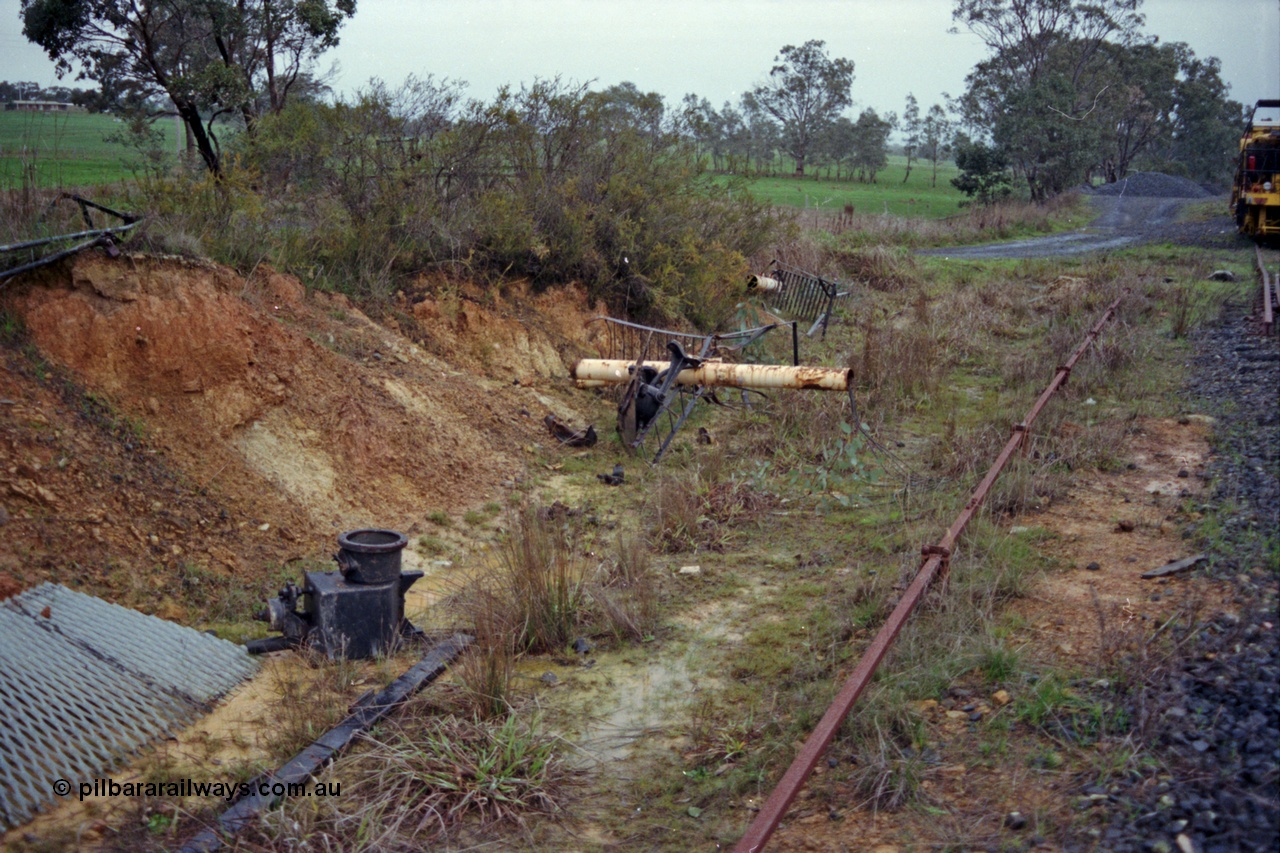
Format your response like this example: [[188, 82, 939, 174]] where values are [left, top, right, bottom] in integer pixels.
[[0, 110, 180, 189], [728, 155, 965, 218]]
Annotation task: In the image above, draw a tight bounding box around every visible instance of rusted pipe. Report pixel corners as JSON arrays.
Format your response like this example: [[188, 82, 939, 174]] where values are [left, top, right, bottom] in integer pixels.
[[572, 359, 852, 391], [732, 294, 1123, 853]]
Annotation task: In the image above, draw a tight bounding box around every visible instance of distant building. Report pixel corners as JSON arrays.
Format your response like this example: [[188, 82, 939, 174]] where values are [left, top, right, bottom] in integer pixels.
[[4, 100, 85, 113]]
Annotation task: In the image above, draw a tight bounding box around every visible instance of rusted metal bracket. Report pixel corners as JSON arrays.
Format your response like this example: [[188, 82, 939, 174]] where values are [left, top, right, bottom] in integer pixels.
[[731, 293, 1124, 853]]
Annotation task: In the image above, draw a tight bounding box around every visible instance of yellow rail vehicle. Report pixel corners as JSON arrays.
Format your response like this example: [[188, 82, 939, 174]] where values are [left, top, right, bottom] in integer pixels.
[[1233, 99, 1280, 238]]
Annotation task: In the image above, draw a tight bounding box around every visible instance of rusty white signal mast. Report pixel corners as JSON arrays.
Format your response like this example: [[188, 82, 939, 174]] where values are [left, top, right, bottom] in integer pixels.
[[573, 262, 856, 462]]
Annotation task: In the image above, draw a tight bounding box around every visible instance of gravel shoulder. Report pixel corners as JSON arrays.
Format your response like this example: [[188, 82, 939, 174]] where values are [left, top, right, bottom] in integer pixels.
[[1099, 299, 1280, 853]]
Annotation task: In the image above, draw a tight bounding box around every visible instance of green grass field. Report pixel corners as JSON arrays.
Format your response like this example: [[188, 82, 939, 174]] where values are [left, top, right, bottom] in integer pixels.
[[0, 110, 180, 189], [726, 155, 965, 218]]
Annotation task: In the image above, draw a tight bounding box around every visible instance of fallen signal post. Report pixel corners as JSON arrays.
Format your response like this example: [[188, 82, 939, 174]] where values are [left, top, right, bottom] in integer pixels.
[[572, 359, 852, 391], [577, 318, 810, 464], [732, 294, 1124, 853], [573, 346, 853, 464]]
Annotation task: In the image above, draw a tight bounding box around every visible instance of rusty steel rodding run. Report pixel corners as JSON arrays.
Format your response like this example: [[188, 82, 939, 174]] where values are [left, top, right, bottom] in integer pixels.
[[733, 294, 1125, 853]]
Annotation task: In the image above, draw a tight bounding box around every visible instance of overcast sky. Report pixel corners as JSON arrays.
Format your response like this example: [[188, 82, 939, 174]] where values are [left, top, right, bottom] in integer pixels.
[[2, 0, 1277, 120]]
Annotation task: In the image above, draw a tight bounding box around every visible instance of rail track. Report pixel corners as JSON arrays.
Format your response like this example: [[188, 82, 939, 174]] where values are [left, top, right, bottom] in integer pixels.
[[1256, 245, 1279, 335]]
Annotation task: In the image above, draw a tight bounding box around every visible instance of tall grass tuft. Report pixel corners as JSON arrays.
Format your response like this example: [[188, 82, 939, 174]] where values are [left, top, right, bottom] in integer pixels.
[[848, 308, 948, 410], [257, 704, 574, 846], [589, 530, 660, 641]]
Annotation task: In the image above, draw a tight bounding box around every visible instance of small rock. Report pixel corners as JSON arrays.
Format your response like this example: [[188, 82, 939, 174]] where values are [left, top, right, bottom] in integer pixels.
[[678, 565, 701, 575], [1191, 739, 1210, 752], [1175, 833, 1195, 853], [968, 711, 983, 722], [258, 522, 271, 531], [1086, 561, 1101, 571], [572, 637, 593, 654], [1116, 519, 1136, 532], [539, 672, 559, 686], [991, 689, 1012, 707], [1004, 811, 1027, 830], [1177, 469, 1189, 478]]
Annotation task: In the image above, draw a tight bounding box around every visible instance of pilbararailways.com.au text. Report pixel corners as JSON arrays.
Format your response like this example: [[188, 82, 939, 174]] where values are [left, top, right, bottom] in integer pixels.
[[55, 777, 341, 802]]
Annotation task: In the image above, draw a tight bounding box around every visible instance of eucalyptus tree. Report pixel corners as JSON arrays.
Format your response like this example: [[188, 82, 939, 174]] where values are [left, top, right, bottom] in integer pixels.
[[746, 39, 855, 176], [21, 0, 356, 174], [951, 0, 1145, 198], [900, 93, 921, 183]]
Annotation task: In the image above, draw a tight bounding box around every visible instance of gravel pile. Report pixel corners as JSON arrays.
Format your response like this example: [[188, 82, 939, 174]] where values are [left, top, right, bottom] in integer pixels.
[[1085, 172, 1216, 199], [1096, 301, 1280, 853]]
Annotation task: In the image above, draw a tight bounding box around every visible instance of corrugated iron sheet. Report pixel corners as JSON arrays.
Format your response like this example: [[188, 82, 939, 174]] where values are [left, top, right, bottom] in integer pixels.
[[0, 583, 258, 830]]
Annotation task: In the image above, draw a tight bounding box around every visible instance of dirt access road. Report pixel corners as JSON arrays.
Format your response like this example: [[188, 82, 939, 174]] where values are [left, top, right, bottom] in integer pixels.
[[922, 191, 1241, 260]]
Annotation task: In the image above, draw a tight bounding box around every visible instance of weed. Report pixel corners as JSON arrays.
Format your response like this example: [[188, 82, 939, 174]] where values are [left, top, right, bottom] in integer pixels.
[[588, 530, 660, 642], [463, 509, 486, 526], [454, 587, 517, 718], [261, 649, 363, 761], [260, 706, 573, 846], [976, 638, 1022, 684], [0, 308, 24, 344], [426, 510, 452, 527], [469, 505, 587, 655], [647, 453, 770, 553], [416, 534, 448, 556]]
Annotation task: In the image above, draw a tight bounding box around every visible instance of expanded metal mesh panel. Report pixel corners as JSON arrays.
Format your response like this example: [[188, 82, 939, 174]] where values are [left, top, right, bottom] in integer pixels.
[[0, 584, 258, 830], [766, 265, 844, 323]]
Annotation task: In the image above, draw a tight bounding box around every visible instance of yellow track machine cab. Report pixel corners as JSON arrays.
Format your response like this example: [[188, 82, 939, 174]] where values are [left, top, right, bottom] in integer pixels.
[[1233, 99, 1280, 238]]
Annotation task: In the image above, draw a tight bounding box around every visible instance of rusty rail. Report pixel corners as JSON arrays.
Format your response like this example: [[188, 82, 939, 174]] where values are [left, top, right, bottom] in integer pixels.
[[1257, 246, 1276, 335], [732, 294, 1124, 853]]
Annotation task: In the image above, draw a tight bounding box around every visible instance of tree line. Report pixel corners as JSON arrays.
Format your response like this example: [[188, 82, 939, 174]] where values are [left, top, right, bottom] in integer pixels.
[[0, 80, 101, 107], [18, 0, 1246, 201]]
